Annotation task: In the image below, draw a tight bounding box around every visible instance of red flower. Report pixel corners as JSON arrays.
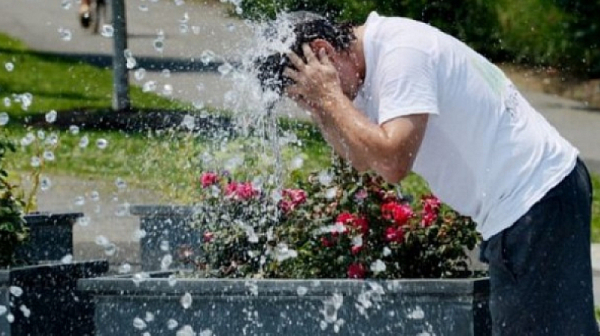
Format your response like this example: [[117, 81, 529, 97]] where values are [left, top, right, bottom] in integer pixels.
[[351, 245, 363, 255], [335, 212, 369, 235], [347, 263, 366, 279], [421, 211, 437, 227], [279, 189, 308, 214], [422, 195, 441, 213], [203, 231, 214, 243], [384, 226, 405, 243], [200, 172, 219, 188], [381, 202, 413, 226], [321, 236, 335, 247], [225, 182, 259, 200]]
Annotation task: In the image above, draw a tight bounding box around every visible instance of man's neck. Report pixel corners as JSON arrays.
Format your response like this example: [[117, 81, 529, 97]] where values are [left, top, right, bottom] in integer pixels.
[[352, 25, 367, 83]]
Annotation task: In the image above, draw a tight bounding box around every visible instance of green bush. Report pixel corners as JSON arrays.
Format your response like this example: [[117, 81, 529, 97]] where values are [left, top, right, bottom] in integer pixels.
[[0, 137, 28, 268]]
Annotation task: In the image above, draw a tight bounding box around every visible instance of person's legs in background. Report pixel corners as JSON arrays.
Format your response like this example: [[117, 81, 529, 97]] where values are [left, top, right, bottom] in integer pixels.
[[80, 0, 91, 28]]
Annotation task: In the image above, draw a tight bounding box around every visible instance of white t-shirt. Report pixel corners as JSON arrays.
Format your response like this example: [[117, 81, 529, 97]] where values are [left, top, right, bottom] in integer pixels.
[[353, 12, 579, 240]]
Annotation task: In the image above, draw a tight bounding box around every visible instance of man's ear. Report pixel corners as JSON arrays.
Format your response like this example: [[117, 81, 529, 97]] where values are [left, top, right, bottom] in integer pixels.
[[309, 39, 335, 59]]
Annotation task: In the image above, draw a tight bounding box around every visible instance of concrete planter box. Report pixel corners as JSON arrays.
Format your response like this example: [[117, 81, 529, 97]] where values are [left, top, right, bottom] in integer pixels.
[[79, 272, 491, 336], [0, 260, 109, 336], [130, 206, 200, 271], [15, 212, 82, 264]]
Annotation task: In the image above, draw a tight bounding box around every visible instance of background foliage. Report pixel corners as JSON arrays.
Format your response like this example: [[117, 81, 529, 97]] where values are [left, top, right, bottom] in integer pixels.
[[240, 0, 600, 77]]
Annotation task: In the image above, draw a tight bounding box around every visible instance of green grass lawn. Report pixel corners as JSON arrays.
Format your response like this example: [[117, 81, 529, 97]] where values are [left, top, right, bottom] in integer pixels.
[[0, 33, 189, 118], [1, 31, 599, 241]]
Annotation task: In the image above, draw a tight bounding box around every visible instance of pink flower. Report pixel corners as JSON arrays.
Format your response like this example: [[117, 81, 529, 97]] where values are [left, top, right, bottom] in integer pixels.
[[321, 236, 335, 247], [384, 226, 405, 243], [347, 263, 366, 279], [200, 172, 219, 188], [381, 202, 413, 226], [351, 244, 363, 255], [335, 212, 369, 235], [279, 188, 308, 214], [354, 189, 368, 201]]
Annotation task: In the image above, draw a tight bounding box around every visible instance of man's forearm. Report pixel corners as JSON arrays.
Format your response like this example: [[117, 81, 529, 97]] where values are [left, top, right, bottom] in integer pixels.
[[312, 116, 370, 172]]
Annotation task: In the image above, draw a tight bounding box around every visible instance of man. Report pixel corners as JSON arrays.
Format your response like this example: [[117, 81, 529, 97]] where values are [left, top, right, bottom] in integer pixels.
[[261, 11, 599, 336]]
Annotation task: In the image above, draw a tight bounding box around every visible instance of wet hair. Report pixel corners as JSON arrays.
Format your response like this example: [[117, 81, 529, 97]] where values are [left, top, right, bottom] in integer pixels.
[[255, 11, 356, 94]]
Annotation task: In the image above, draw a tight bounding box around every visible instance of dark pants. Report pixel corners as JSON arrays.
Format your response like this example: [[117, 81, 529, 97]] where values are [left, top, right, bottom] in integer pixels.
[[480, 158, 599, 336]]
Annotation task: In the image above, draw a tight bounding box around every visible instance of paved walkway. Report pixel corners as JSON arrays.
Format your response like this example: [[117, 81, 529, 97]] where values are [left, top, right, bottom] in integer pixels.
[[2, 0, 600, 305]]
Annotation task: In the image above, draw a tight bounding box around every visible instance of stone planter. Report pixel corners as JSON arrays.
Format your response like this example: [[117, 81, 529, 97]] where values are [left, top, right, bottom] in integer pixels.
[[0, 260, 109, 336], [79, 271, 491, 336], [15, 212, 82, 264], [130, 206, 200, 271]]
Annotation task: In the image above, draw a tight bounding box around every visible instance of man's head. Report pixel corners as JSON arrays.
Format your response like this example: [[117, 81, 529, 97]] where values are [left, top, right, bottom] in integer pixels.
[[255, 11, 361, 97]]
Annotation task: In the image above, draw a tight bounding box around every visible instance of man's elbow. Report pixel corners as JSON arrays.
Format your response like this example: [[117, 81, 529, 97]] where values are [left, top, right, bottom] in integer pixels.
[[378, 164, 409, 184]]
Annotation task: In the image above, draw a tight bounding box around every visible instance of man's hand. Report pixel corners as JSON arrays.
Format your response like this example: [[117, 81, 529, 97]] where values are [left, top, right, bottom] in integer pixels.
[[283, 44, 344, 116]]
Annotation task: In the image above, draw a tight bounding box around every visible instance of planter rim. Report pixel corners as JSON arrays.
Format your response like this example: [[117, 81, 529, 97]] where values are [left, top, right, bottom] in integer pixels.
[[0, 259, 109, 284], [129, 204, 198, 217], [78, 271, 490, 297], [24, 211, 83, 225]]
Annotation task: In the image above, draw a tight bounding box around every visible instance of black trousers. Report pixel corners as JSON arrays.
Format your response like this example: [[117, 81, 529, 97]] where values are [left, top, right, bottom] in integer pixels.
[[480, 158, 599, 336]]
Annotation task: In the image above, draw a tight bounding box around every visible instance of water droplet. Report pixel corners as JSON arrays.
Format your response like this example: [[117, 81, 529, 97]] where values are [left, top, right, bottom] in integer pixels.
[[167, 319, 179, 330], [115, 178, 127, 190], [235, 6, 243, 15], [40, 176, 52, 191], [318, 170, 333, 186], [95, 235, 109, 247], [160, 240, 170, 251], [143, 81, 157, 92], [168, 274, 177, 287], [296, 286, 308, 296], [138, 4, 149, 11], [79, 135, 89, 148], [162, 84, 173, 96], [76, 216, 91, 227], [90, 191, 100, 201], [177, 326, 196, 336], [370, 259, 386, 274], [179, 23, 189, 34], [217, 62, 233, 76], [134, 68, 146, 81], [104, 243, 117, 256], [101, 24, 114, 38], [69, 125, 80, 135], [192, 100, 205, 110], [180, 293, 192, 309], [74, 196, 85, 206], [45, 109, 57, 123], [226, 23, 236, 32], [407, 306, 425, 320], [37, 130, 45, 139], [200, 50, 215, 65], [191, 25, 201, 34], [9, 286, 23, 297], [30, 156, 41, 168], [275, 243, 298, 262], [325, 187, 337, 200], [161, 69, 171, 78], [61, 254, 73, 264], [383, 247, 392, 257], [43, 150, 55, 161], [153, 39, 164, 52], [6, 313, 14, 323], [145, 312, 155, 322], [132, 272, 150, 286], [2, 97, 10, 107], [61, 0, 72, 10], [161, 254, 173, 270], [115, 202, 130, 216], [174, 0, 184, 5], [58, 28, 72, 41], [0, 112, 8, 125], [118, 263, 131, 274], [181, 115, 195, 130], [0, 306, 6, 316], [179, 12, 189, 23], [20, 132, 35, 146], [5, 62, 14, 72], [96, 138, 108, 149], [133, 229, 147, 240], [133, 317, 147, 330], [19, 305, 30, 318], [199, 330, 213, 336], [126, 57, 137, 70]]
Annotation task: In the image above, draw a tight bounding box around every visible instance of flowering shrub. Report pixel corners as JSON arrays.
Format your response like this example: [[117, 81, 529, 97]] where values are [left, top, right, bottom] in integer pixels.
[[185, 157, 482, 279]]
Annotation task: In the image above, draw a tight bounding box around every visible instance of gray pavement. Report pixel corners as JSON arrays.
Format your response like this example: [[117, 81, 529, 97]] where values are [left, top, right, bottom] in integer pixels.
[[2, 0, 600, 305]]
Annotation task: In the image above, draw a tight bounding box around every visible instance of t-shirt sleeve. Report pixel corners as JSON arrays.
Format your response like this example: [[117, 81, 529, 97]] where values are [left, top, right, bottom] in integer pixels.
[[377, 46, 440, 125]]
